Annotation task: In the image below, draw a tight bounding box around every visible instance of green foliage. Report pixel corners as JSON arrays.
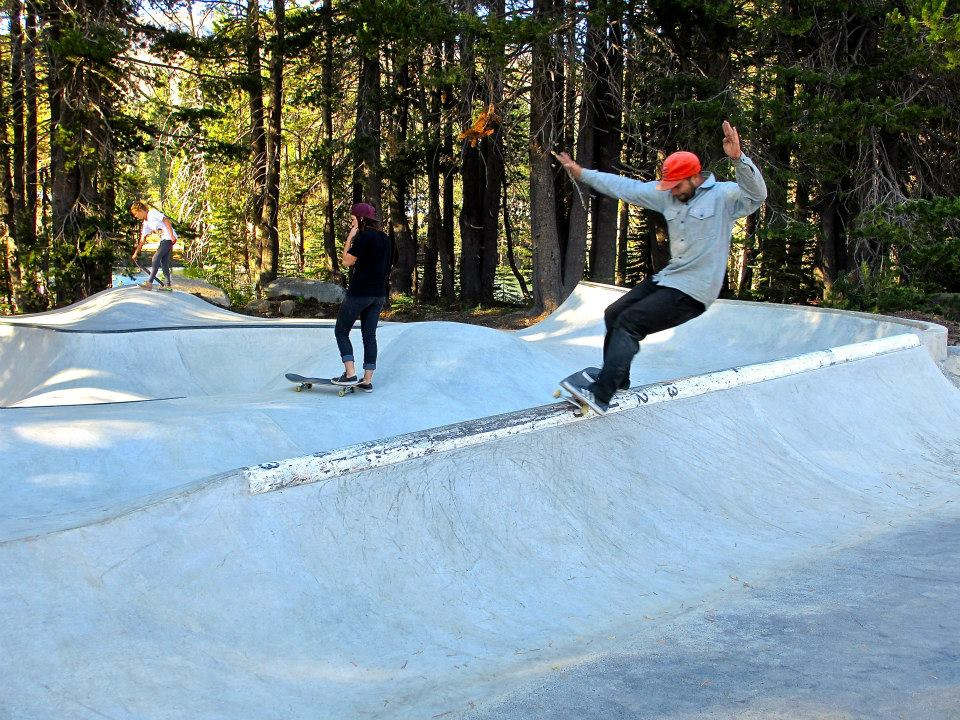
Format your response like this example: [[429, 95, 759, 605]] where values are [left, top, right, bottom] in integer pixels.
[[749, 220, 819, 304], [9, 0, 952, 319], [387, 292, 417, 315], [852, 198, 960, 292], [893, 0, 960, 69], [821, 198, 960, 314], [186, 262, 255, 308], [824, 262, 932, 313]]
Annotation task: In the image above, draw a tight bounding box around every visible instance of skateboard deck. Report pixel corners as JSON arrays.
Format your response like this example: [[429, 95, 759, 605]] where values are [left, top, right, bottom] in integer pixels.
[[285, 373, 356, 396], [553, 367, 600, 416]]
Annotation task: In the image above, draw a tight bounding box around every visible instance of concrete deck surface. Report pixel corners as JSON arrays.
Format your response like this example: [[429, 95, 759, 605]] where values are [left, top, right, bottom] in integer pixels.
[[1, 282, 958, 719]]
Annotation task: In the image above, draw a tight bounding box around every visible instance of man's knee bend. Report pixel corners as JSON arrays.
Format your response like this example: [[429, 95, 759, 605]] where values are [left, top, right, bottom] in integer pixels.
[[604, 306, 621, 328], [612, 318, 648, 343]]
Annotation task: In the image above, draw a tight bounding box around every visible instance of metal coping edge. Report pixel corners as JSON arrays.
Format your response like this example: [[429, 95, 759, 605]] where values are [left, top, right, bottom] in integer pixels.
[[246, 333, 921, 495]]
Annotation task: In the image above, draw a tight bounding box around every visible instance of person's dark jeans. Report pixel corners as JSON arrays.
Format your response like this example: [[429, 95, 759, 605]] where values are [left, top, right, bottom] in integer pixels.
[[335, 295, 386, 370], [593, 278, 706, 402], [147, 240, 173, 285]]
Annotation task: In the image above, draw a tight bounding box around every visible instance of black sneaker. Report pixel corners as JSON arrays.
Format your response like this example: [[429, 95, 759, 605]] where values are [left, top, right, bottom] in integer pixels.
[[560, 380, 611, 415], [331, 373, 358, 386], [356, 382, 373, 393]]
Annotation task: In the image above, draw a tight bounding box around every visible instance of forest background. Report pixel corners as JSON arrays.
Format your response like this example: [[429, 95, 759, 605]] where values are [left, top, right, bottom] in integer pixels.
[[0, 0, 958, 324]]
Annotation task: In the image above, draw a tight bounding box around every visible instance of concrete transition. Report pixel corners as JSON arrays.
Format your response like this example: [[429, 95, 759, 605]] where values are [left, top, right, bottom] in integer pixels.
[[1, 282, 958, 719]]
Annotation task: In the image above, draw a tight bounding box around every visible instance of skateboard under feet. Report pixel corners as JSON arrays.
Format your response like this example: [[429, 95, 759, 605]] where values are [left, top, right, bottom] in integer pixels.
[[285, 373, 356, 396]]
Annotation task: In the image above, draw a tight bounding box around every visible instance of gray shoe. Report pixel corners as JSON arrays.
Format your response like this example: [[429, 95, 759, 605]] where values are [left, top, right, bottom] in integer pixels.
[[560, 380, 611, 415]]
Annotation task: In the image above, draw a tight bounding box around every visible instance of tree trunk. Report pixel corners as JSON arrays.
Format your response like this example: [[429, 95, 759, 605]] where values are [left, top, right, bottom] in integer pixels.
[[9, 0, 25, 269], [23, 0, 37, 254], [480, 122, 504, 303], [0, 14, 19, 299], [551, 24, 569, 268], [458, 0, 483, 303], [388, 61, 415, 296], [563, 0, 599, 295], [737, 212, 756, 297], [588, 2, 623, 284], [321, 0, 340, 282], [439, 39, 456, 300], [353, 52, 381, 212], [479, 0, 506, 303], [420, 53, 442, 301], [820, 181, 850, 294], [258, 0, 284, 290], [529, 0, 564, 314], [246, 0, 267, 289]]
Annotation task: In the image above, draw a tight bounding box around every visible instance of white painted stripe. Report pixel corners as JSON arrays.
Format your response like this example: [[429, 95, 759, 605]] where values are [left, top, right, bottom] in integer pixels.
[[247, 333, 921, 494]]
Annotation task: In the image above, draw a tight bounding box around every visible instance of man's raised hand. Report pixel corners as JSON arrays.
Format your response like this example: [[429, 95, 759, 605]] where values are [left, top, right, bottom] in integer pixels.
[[722, 120, 741, 160]]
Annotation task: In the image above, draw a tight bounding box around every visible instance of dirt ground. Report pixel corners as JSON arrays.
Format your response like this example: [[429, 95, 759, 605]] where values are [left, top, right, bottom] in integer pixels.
[[890, 310, 960, 346], [238, 299, 543, 330], [381, 303, 543, 330]]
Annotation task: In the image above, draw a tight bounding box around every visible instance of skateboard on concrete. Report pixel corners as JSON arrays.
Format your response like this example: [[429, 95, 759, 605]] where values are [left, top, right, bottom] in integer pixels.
[[285, 373, 356, 396], [553, 367, 600, 416]]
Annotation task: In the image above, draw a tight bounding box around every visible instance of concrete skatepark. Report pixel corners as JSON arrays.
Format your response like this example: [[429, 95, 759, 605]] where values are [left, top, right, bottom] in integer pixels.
[[1, 282, 959, 718]]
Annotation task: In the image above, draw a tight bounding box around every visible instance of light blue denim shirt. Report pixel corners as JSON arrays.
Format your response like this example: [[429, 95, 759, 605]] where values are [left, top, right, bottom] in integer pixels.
[[579, 155, 767, 307]]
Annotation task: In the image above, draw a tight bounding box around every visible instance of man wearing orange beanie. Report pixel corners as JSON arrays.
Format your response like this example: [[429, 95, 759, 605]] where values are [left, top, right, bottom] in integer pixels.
[[556, 121, 767, 414]]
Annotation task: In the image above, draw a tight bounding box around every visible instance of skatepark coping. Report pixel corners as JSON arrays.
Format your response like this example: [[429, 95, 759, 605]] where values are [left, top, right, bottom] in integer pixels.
[[246, 332, 921, 494]]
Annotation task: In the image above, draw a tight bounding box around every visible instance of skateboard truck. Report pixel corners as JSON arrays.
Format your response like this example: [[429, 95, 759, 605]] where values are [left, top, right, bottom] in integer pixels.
[[553, 388, 588, 416], [553, 366, 601, 417]]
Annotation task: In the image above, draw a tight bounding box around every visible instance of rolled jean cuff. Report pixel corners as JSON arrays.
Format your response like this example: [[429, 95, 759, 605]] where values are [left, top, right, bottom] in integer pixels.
[[340, 354, 354, 363], [362, 362, 376, 371]]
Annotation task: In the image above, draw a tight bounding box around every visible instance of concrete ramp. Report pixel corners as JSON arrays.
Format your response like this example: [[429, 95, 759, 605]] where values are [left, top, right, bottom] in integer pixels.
[[0, 283, 958, 718], [1, 343, 958, 719]]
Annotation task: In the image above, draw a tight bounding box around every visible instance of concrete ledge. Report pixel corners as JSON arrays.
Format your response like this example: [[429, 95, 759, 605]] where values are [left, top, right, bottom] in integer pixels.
[[943, 346, 960, 388], [247, 332, 921, 494]]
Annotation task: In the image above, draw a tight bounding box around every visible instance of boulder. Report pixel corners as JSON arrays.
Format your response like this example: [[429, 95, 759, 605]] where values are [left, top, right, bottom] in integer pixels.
[[168, 272, 231, 307], [243, 298, 275, 315], [266, 277, 344, 304], [279, 299, 297, 317]]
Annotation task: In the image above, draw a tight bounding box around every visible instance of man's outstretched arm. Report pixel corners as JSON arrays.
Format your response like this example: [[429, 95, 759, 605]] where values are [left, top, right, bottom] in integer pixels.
[[554, 151, 665, 212]]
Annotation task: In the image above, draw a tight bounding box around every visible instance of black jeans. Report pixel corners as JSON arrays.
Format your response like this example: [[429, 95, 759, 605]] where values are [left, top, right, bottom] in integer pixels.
[[594, 278, 706, 402], [335, 295, 386, 370]]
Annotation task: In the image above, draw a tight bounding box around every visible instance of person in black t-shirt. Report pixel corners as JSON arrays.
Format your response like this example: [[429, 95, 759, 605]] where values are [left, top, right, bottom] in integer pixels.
[[330, 203, 392, 392]]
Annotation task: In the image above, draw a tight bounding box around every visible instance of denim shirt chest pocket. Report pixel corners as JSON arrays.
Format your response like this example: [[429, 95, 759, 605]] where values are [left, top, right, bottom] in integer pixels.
[[686, 203, 717, 240], [688, 205, 716, 221]]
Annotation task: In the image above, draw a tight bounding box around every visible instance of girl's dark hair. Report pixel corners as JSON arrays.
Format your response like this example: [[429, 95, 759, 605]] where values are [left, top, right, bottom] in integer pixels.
[[359, 217, 380, 232]]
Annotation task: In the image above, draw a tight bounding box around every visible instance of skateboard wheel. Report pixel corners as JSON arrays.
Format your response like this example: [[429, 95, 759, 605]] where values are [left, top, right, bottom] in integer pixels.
[[552, 389, 562, 398], [295, 386, 302, 392], [305, 383, 313, 390]]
